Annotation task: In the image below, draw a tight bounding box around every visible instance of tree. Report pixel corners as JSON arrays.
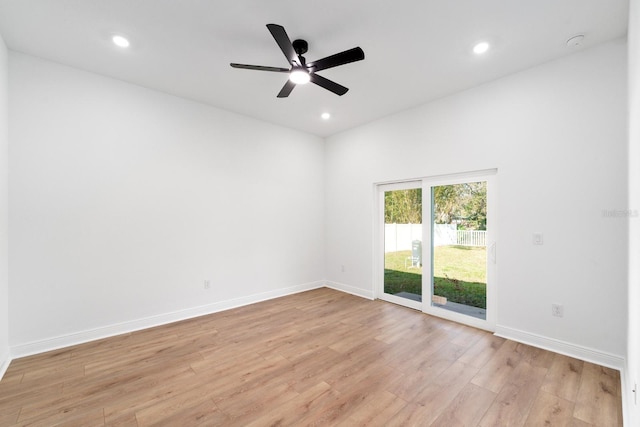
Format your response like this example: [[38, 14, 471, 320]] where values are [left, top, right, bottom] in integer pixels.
[[433, 182, 486, 230], [385, 189, 421, 223], [385, 182, 486, 230]]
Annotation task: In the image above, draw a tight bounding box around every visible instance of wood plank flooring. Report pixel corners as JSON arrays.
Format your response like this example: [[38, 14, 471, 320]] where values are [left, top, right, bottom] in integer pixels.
[[0, 288, 623, 426]]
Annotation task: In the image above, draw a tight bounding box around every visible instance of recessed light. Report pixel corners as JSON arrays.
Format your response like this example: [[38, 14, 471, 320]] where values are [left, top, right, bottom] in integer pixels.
[[321, 112, 331, 120], [112, 35, 130, 48], [473, 41, 490, 55]]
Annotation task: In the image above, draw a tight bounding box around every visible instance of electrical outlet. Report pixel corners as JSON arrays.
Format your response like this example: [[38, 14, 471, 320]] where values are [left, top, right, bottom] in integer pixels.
[[204, 280, 210, 289], [551, 303, 563, 317]]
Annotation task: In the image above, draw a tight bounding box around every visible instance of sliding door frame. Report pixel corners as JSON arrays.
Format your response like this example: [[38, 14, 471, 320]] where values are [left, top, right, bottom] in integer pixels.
[[374, 169, 497, 332], [375, 180, 423, 311]]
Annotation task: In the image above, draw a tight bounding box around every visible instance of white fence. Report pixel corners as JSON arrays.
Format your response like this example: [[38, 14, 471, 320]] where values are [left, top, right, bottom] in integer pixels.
[[434, 223, 457, 247], [385, 223, 486, 252], [456, 230, 486, 247]]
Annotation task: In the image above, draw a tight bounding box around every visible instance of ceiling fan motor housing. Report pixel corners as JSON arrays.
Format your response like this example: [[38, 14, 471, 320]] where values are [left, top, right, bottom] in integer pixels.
[[292, 39, 308, 55]]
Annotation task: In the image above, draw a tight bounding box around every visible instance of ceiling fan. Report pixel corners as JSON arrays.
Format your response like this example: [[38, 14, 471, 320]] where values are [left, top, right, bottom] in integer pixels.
[[230, 24, 365, 98]]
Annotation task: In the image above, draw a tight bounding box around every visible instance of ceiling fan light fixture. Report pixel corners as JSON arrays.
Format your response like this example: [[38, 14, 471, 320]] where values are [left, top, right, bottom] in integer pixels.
[[289, 69, 311, 85]]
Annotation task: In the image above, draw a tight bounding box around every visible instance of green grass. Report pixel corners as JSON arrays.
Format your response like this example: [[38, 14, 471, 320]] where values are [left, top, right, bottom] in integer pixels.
[[384, 246, 487, 309]]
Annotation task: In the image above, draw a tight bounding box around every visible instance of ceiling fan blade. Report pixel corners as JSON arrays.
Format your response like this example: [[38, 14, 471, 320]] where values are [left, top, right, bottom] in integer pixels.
[[277, 80, 296, 98], [307, 47, 365, 72], [230, 63, 290, 72], [266, 24, 299, 66], [310, 73, 348, 96]]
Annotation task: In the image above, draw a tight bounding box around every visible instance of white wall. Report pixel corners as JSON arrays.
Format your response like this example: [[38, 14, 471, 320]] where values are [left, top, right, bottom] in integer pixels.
[[325, 40, 628, 363], [2, 32, 632, 406], [8, 53, 325, 353], [0, 33, 9, 375], [627, 0, 640, 423]]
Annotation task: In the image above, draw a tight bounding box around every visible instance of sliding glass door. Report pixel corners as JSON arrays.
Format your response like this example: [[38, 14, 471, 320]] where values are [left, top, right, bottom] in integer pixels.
[[429, 180, 488, 321], [377, 171, 496, 330], [380, 182, 423, 310]]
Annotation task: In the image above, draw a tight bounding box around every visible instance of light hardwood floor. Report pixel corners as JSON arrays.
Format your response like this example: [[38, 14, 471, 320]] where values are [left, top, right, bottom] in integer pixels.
[[0, 288, 623, 426]]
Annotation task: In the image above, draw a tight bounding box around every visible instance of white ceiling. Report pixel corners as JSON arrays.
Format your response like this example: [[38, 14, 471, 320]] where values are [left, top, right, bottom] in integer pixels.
[[0, 0, 629, 137]]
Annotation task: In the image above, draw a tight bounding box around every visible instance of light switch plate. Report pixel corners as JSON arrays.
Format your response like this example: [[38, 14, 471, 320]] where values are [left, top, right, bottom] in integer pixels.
[[533, 232, 544, 245]]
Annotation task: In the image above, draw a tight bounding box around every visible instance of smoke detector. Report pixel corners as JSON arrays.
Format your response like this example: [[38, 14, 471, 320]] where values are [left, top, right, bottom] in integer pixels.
[[566, 34, 585, 48]]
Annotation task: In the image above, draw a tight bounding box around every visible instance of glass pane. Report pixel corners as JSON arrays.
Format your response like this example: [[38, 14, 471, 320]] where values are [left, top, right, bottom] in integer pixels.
[[431, 182, 487, 319], [383, 188, 422, 302]]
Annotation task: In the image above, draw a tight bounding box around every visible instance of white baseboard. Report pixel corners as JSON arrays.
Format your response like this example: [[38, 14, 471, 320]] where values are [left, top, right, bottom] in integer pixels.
[[0, 350, 10, 381], [495, 325, 625, 370], [5, 285, 628, 393], [325, 281, 374, 300], [10, 280, 325, 359]]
